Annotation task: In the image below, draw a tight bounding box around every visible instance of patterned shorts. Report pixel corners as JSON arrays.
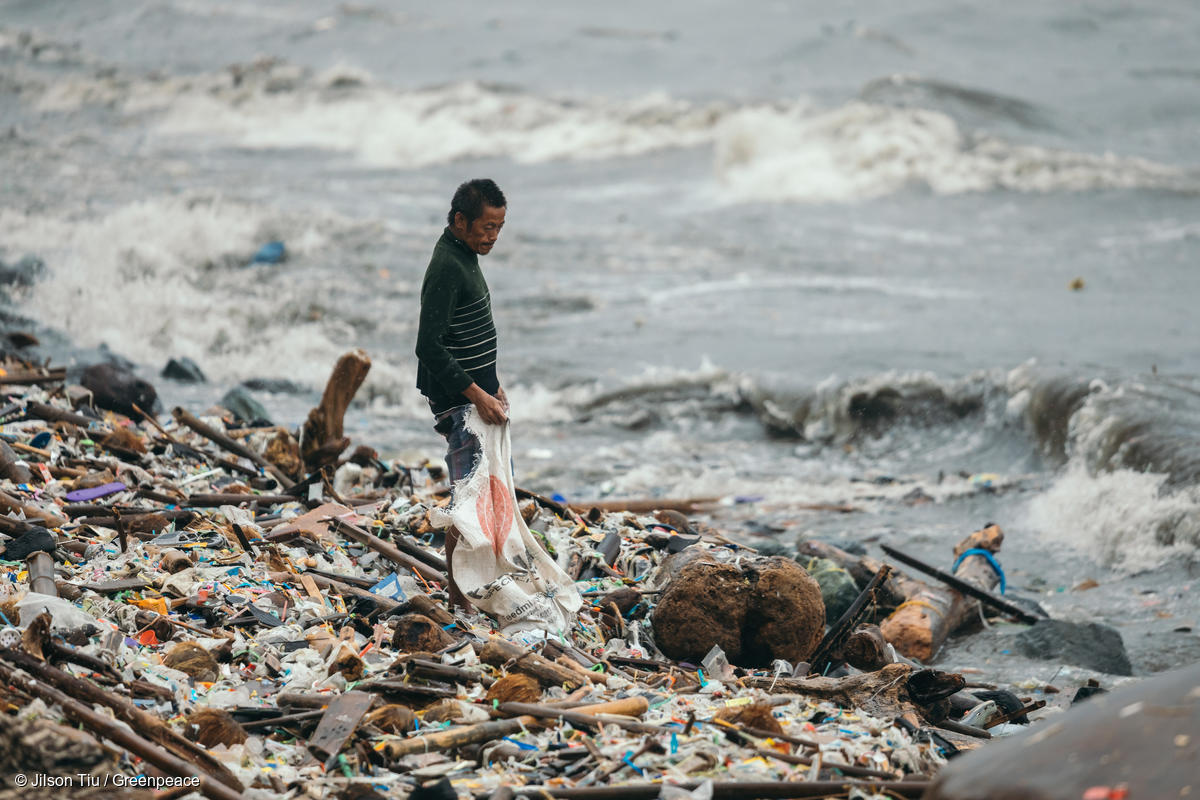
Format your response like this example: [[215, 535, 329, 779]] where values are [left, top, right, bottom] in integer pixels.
[[433, 405, 480, 485]]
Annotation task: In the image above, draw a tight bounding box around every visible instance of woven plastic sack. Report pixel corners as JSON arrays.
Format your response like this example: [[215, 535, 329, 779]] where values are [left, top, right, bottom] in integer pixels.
[[432, 410, 581, 634]]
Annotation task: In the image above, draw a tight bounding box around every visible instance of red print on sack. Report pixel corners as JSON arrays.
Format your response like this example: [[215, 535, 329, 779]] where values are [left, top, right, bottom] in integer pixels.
[[476, 475, 513, 558]]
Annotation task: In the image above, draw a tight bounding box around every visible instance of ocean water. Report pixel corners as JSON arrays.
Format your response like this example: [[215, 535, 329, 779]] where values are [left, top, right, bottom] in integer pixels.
[[3, 0, 1200, 680]]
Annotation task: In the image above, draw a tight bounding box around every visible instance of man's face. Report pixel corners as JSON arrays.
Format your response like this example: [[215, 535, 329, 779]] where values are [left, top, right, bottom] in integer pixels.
[[457, 204, 506, 256]]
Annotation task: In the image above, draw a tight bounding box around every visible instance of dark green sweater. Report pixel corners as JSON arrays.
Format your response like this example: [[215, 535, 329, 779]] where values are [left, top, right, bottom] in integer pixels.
[[415, 228, 500, 414]]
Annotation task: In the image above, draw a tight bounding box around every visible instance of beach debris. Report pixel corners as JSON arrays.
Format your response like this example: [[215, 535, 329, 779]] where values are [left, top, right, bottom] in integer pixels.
[[300, 348, 370, 471], [879, 525, 1010, 662], [251, 240, 287, 264], [1015, 619, 1133, 676], [925, 662, 1199, 800], [0, 349, 1162, 798], [652, 554, 824, 667], [81, 362, 160, 418]]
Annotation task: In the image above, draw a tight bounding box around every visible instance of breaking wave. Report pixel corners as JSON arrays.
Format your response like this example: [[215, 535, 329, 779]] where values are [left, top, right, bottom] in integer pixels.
[[9, 38, 1195, 202]]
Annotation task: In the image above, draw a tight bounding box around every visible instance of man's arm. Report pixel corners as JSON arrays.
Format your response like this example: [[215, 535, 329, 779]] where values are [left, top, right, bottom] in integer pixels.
[[415, 264, 474, 396], [465, 382, 507, 425]]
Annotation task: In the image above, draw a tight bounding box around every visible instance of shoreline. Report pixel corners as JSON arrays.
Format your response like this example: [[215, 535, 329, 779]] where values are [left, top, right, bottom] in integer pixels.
[[0, 350, 1191, 798]]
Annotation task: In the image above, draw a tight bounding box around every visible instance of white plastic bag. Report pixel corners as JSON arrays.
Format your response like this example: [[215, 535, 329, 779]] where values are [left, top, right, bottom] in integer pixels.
[[435, 411, 581, 634]]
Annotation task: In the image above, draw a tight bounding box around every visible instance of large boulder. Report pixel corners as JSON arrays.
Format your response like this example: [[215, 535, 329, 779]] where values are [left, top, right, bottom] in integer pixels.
[[924, 662, 1200, 800], [1015, 619, 1132, 676], [652, 555, 824, 668]]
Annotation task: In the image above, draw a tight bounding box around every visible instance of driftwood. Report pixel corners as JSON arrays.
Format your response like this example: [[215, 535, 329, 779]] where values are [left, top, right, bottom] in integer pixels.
[[384, 695, 649, 760], [479, 635, 591, 689], [25, 400, 104, 429], [300, 349, 370, 471], [0, 489, 66, 528], [490, 780, 929, 799], [879, 525, 1005, 662], [270, 570, 401, 614], [841, 624, 890, 672], [880, 542, 1042, 624], [328, 517, 447, 585], [0, 650, 243, 800], [0, 439, 33, 483], [742, 663, 961, 722], [0, 367, 67, 385], [171, 407, 294, 488]]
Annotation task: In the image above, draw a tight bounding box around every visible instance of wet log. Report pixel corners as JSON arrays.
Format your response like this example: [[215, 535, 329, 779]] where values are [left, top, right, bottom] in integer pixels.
[[0, 367, 67, 385], [808, 563, 891, 674], [479, 635, 591, 689], [383, 695, 649, 760], [493, 780, 929, 799], [25, 400, 104, 429], [842, 624, 890, 672], [879, 525, 1006, 662], [300, 349, 370, 471], [0, 489, 66, 528], [743, 663, 932, 719], [880, 542, 1042, 624], [171, 406, 293, 488]]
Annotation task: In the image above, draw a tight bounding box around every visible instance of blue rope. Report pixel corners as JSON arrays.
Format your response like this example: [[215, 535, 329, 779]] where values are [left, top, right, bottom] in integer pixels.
[[952, 548, 1005, 595]]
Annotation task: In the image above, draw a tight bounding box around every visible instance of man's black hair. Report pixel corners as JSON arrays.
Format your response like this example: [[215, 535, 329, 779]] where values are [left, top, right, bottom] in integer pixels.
[[447, 179, 506, 227]]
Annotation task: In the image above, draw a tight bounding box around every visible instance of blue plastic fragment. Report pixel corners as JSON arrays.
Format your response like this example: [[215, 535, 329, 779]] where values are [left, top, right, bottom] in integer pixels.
[[251, 241, 286, 264], [30, 431, 53, 449]]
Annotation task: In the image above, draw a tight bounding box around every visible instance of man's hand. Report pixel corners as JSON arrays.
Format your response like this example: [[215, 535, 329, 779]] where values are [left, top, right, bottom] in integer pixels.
[[464, 383, 507, 425], [496, 386, 509, 413]]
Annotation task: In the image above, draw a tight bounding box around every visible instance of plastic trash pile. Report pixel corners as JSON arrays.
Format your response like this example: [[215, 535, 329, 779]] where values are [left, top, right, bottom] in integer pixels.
[[0, 362, 988, 800]]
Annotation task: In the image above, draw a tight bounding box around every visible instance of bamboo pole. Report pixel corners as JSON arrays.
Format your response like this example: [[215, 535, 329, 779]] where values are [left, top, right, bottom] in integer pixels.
[[328, 517, 447, 585]]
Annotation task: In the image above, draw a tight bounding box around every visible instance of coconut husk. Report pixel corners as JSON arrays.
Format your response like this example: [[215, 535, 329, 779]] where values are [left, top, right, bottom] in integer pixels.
[[164, 641, 220, 682], [100, 427, 146, 454], [714, 701, 784, 736], [264, 431, 303, 480], [485, 673, 541, 706], [364, 704, 416, 734], [421, 699, 466, 724], [0, 596, 22, 628], [187, 708, 247, 748], [328, 644, 365, 681]]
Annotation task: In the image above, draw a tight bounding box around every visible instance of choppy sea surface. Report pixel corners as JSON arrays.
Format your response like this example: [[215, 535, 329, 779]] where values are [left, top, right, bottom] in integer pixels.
[[3, 0, 1200, 681]]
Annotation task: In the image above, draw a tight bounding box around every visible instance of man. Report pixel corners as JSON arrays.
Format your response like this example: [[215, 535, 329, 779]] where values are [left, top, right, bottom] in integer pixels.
[[415, 178, 509, 610]]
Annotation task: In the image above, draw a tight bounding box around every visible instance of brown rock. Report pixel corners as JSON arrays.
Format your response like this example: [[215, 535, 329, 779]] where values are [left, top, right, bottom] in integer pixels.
[[652, 555, 824, 668], [187, 708, 247, 748], [924, 662, 1200, 800], [164, 641, 220, 682], [391, 613, 454, 653]]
